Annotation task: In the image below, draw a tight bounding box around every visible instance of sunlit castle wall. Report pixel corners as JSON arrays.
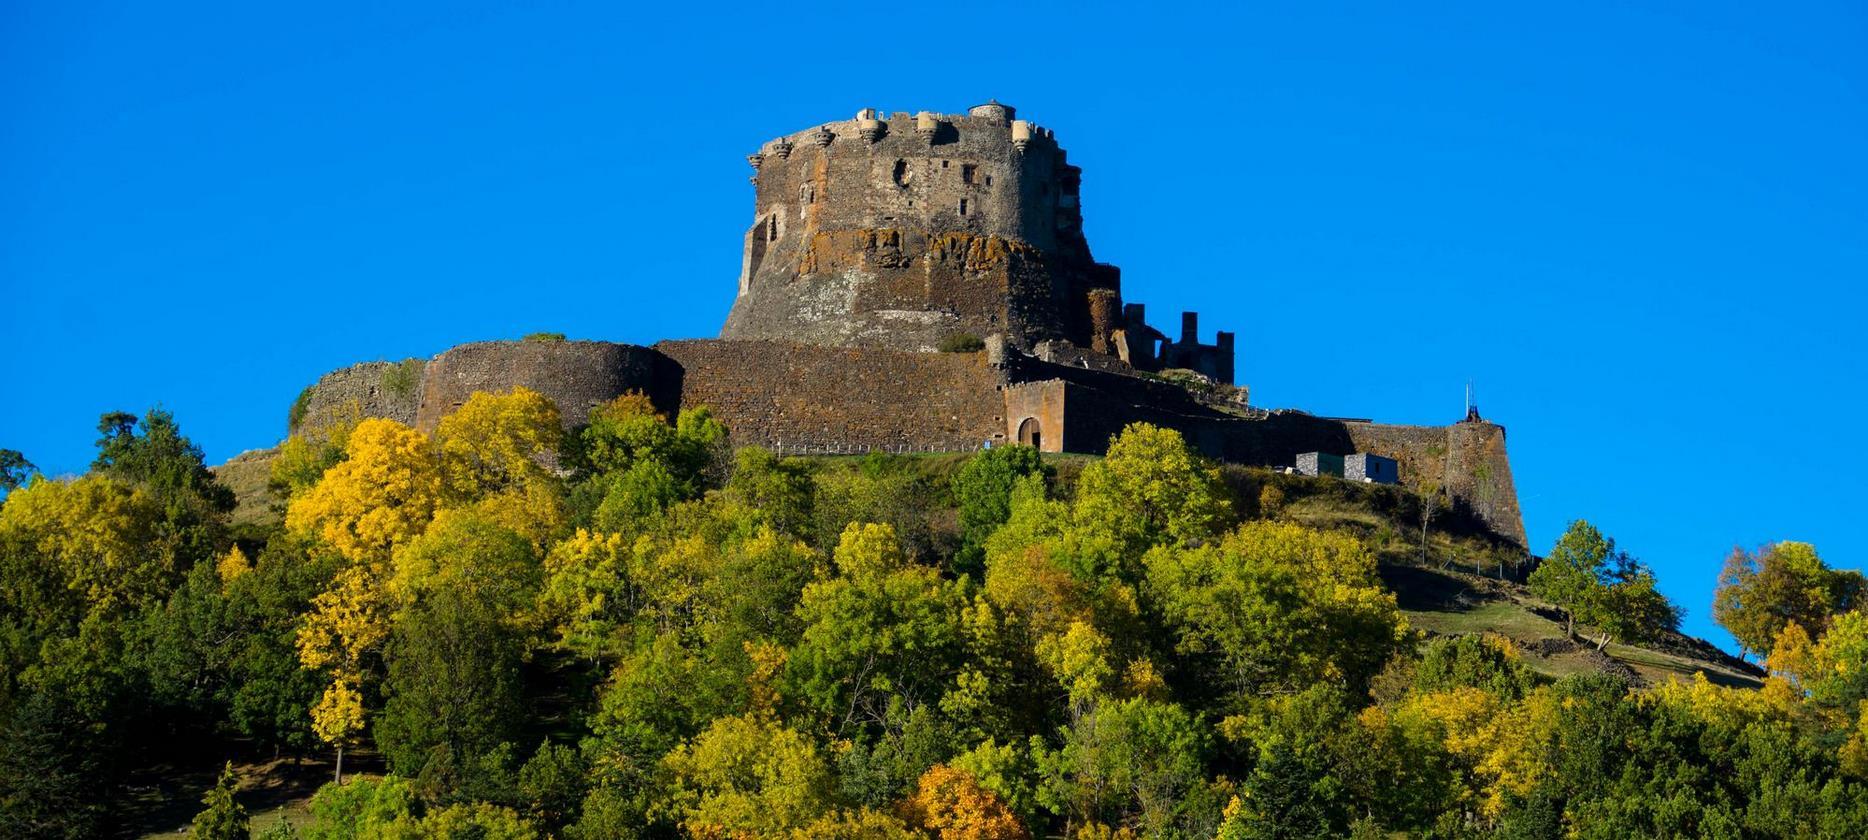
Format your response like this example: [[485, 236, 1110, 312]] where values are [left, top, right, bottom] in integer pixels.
[[721, 102, 1111, 352]]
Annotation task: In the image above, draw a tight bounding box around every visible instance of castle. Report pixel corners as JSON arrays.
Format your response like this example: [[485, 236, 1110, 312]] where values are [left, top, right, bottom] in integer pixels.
[[723, 101, 1233, 383], [291, 103, 1526, 544]]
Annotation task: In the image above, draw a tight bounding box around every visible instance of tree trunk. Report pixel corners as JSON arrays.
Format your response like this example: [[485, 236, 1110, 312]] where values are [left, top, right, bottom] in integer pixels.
[[335, 745, 344, 786], [1564, 613, 1576, 641]]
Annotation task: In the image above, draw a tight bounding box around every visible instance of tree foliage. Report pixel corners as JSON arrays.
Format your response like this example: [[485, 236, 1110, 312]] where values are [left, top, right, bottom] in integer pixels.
[[1714, 540, 1864, 659], [5, 406, 1867, 838]]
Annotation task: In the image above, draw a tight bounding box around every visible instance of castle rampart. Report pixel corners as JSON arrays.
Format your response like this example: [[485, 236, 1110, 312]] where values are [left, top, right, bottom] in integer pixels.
[[412, 340, 674, 431], [278, 102, 1524, 546]]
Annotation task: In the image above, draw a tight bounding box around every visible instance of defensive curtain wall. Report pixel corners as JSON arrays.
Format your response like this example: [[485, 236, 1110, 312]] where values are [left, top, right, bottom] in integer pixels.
[[284, 101, 1525, 547], [290, 337, 1524, 545]]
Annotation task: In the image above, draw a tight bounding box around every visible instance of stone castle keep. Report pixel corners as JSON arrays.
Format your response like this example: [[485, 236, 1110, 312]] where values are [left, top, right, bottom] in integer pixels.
[[292, 102, 1525, 544]]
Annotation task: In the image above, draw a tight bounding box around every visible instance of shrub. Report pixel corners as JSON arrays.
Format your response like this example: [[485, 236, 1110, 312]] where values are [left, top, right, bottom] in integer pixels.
[[380, 359, 422, 398], [523, 332, 567, 343], [287, 386, 315, 430], [938, 333, 985, 353]]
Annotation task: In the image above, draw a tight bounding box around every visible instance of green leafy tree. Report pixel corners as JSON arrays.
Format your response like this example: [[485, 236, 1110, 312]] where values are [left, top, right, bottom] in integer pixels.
[[1224, 742, 1340, 840], [1528, 520, 1678, 648], [812, 455, 946, 564], [1526, 521, 1611, 641], [1146, 521, 1407, 700], [1036, 696, 1218, 838], [788, 523, 970, 731], [518, 739, 589, 831], [1713, 541, 1864, 659], [92, 408, 236, 516], [1411, 635, 1541, 701], [188, 763, 250, 840], [374, 586, 525, 786], [1071, 423, 1230, 582], [0, 449, 34, 492], [721, 447, 815, 538], [0, 688, 112, 838], [951, 444, 1046, 577], [303, 775, 418, 840], [661, 713, 835, 838]]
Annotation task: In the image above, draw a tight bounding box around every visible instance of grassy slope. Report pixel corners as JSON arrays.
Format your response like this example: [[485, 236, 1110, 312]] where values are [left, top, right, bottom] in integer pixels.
[[210, 447, 280, 531], [1274, 479, 1764, 689]]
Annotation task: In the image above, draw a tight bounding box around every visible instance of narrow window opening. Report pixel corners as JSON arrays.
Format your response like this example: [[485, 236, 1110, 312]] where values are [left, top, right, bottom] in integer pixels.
[[961, 163, 977, 184], [959, 199, 968, 216]]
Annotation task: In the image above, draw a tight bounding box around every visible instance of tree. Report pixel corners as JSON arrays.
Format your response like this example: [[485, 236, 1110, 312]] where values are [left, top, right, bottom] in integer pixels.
[[1528, 520, 1679, 648], [374, 586, 525, 784], [1146, 521, 1408, 700], [1526, 521, 1610, 641], [1411, 635, 1541, 702], [1714, 541, 1864, 660], [907, 764, 1030, 840], [1071, 424, 1230, 580], [1036, 696, 1217, 837], [310, 678, 365, 785], [285, 418, 443, 565], [574, 394, 726, 493], [721, 447, 815, 538], [188, 763, 250, 840], [432, 387, 564, 501], [661, 714, 834, 838], [387, 508, 539, 618], [951, 445, 1046, 577], [0, 474, 167, 620], [303, 775, 417, 840], [789, 523, 969, 730], [1225, 743, 1338, 840], [91, 408, 236, 516], [0, 448, 35, 492]]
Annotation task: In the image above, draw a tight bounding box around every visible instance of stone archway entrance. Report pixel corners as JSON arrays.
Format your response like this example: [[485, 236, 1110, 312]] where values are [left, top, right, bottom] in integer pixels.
[[1016, 416, 1042, 449]]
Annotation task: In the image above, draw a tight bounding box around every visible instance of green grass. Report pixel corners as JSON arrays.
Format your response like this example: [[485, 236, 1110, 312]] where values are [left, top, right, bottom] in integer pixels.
[[141, 798, 312, 839]]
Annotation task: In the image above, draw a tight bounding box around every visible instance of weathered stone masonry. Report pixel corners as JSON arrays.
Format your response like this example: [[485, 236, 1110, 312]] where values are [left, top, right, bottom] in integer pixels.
[[287, 102, 1527, 546]]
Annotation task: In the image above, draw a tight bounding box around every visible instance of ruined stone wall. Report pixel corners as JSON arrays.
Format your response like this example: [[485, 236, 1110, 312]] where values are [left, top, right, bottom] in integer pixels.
[[1334, 421, 1524, 545], [288, 335, 1521, 545], [998, 356, 1526, 545], [413, 340, 674, 431], [291, 360, 426, 436], [723, 106, 1102, 352], [656, 339, 1005, 451]]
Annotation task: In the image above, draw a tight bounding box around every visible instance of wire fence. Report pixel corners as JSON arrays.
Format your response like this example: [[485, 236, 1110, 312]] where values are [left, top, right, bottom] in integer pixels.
[[768, 440, 987, 457]]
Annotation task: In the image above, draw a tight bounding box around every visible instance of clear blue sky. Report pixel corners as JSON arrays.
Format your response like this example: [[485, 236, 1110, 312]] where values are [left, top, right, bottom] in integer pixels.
[[4, 1, 1863, 653]]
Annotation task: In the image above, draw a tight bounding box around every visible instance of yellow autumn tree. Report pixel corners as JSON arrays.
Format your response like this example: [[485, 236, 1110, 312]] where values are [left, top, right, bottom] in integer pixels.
[[906, 765, 1030, 840], [661, 714, 834, 838], [0, 474, 166, 616], [310, 676, 366, 784], [285, 418, 443, 565], [1389, 685, 1559, 818], [215, 544, 252, 584], [298, 562, 393, 781], [431, 387, 564, 500]]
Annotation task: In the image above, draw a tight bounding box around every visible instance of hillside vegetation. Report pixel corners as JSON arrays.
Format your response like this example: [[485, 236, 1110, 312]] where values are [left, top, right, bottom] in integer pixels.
[[0, 391, 1863, 838]]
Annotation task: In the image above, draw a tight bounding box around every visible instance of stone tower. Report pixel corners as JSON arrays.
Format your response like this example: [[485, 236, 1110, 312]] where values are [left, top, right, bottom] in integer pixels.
[[722, 102, 1124, 353]]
